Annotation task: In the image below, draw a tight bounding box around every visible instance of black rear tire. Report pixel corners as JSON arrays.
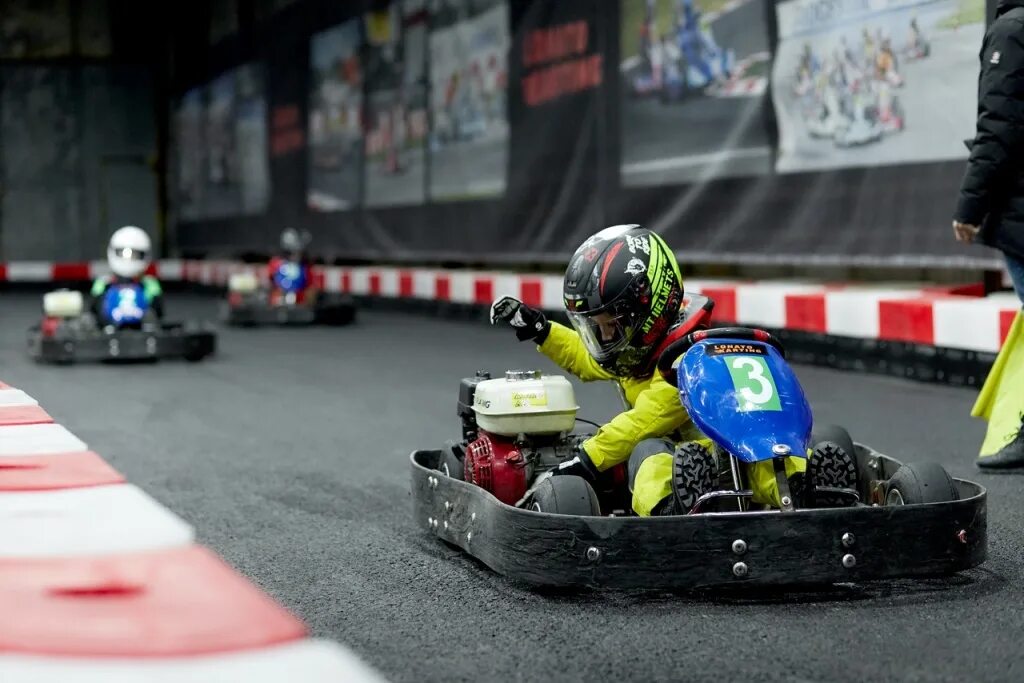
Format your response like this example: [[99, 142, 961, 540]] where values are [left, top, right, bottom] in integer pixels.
[[886, 463, 959, 505], [530, 476, 601, 516]]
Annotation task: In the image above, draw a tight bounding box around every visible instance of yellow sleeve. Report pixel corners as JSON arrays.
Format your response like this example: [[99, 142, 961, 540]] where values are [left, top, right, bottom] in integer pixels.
[[581, 372, 691, 470], [537, 322, 615, 382]]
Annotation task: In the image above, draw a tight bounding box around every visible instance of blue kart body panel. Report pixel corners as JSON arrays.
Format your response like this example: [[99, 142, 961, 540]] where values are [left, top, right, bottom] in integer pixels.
[[677, 338, 812, 463], [101, 282, 149, 326], [272, 261, 309, 294]]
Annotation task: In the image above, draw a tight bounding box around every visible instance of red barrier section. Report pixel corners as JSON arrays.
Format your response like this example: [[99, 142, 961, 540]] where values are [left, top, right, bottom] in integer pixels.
[[51, 263, 91, 281], [399, 271, 414, 298], [1001, 309, 1018, 345], [878, 300, 935, 345], [0, 546, 307, 657], [473, 277, 494, 305], [700, 287, 737, 324], [0, 451, 124, 491], [784, 293, 827, 333], [520, 279, 543, 308], [435, 274, 451, 301]]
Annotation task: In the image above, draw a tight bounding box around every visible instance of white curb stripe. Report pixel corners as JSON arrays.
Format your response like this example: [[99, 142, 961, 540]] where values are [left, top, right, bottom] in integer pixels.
[[0, 424, 87, 456], [0, 639, 386, 683], [0, 484, 194, 558], [0, 390, 38, 407]]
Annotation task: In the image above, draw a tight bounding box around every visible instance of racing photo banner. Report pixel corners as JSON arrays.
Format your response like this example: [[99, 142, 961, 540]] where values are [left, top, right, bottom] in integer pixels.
[[428, 0, 510, 201], [204, 70, 238, 218], [307, 19, 364, 211], [619, 0, 773, 186], [194, 64, 271, 219], [363, 0, 429, 207], [773, 0, 984, 172], [173, 88, 206, 222], [234, 64, 272, 215]]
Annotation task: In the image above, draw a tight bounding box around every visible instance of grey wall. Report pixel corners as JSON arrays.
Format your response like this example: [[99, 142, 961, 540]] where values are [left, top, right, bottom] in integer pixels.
[[0, 65, 158, 261]]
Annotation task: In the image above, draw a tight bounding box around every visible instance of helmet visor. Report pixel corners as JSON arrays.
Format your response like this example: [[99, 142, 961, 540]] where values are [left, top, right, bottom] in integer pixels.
[[567, 309, 636, 363], [113, 247, 148, 261]]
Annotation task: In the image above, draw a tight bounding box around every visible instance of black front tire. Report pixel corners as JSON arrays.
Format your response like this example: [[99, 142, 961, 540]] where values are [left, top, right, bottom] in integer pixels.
[[530, 476, 601, 516], [886, 462, 959, 505]]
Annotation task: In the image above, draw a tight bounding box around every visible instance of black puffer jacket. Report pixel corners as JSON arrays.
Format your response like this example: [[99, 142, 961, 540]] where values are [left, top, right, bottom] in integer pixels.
[[956, 0, 1024, 260]]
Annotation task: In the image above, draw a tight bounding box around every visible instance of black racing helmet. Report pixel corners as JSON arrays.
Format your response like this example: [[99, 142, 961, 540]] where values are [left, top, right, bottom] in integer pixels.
[[563, 225, 684, 377]]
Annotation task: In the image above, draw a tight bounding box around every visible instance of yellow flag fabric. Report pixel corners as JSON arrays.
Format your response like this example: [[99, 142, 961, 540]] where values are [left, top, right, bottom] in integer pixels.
[[972, 311, 1024, 456]]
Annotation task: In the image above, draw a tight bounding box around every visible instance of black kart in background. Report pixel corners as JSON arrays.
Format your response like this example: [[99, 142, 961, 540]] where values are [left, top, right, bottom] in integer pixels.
[[27, 289, 216, 364]]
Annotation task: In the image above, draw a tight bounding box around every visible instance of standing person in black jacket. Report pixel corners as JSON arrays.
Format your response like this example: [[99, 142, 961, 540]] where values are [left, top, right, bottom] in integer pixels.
[[955, 0, 1024, 468]]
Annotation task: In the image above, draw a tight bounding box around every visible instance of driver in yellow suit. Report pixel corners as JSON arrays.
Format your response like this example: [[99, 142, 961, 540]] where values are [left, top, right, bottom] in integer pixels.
[[491, 226, 849, 515]]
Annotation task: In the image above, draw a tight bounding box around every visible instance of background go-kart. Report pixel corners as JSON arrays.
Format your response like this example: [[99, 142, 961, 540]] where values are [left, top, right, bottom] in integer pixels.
[[773, 0, 984, 173], [619, 0, 773, 186]]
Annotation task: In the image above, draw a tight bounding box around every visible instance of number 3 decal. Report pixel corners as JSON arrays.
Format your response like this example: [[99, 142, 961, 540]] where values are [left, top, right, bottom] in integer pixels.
[[731, 356, 774, 405]]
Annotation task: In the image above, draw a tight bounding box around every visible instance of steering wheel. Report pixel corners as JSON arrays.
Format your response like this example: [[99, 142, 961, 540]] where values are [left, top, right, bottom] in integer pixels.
[[657, 327, 786, 387]]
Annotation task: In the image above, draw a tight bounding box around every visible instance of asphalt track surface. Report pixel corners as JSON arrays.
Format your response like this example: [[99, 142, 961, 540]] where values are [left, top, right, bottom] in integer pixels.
[[4, 292, 1023, 683]]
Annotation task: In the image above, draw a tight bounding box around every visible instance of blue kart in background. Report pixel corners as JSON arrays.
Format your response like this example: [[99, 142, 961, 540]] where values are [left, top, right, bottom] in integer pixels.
[[27, 285, 216, 364], [411, 296, 987, 589], [222, 260, 356, 327]]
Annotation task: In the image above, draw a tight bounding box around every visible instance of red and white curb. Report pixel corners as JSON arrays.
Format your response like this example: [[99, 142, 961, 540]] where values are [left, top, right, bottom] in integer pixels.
[[0, 381, 385, 681], [2, 259, 1018, 354]]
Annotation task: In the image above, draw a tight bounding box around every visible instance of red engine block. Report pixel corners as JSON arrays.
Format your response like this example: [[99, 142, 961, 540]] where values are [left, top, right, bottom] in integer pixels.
[[40, 316, 62, 339], [464, 431, 529, 505]]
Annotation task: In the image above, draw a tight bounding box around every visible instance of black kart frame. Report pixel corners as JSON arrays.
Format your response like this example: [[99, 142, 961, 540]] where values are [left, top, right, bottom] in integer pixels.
[[222, 292, 356, 327], [28, 322, 216, 363], [410, 447, 986, 590]]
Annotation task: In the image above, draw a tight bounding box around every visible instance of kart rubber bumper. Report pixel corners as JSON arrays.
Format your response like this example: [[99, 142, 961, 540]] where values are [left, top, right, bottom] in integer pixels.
[[28, 323, 216, 363], [410, 448, 986, 590]]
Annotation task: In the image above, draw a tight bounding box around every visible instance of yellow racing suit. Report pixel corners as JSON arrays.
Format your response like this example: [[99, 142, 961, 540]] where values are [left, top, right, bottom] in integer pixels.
[[538, 321, 806, 514]]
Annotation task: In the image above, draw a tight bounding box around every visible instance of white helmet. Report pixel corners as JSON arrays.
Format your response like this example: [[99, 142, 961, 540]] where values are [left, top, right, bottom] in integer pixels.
[[107, 226, 152, 278], [280, 227, 310, 253]]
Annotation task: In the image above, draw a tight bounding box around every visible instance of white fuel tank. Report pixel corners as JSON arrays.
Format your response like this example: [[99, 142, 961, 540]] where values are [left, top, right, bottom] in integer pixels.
[[472, 371, 578, 437]]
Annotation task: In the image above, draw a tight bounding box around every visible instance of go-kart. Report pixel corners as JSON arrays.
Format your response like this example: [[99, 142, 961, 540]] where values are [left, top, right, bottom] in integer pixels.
[[221, 265, 356, 327], [27, 287, 216, 364], [410, 297, 986, 589]]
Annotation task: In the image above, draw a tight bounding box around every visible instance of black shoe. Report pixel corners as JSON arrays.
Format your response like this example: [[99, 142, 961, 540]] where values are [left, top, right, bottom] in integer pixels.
[[807, 442, 858, 506], [977, 415, 1024, 470], [671, 442, 715, 513]]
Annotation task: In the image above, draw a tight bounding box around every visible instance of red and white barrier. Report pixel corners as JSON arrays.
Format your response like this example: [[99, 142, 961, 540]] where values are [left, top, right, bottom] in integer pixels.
[[0, 382, 384, 682], [0, 261, 185, 283], [1, 259, 1018, 353], [291, 266, 1017, 354]]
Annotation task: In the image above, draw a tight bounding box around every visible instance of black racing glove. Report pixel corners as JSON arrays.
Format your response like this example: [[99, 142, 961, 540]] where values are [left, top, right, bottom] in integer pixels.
[[489, 296, 550, 343], [551, 444, 600, 482]]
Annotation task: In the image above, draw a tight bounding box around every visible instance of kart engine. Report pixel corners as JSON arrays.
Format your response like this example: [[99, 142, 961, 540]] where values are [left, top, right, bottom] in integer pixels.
[[457, 371, 579, 505]]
